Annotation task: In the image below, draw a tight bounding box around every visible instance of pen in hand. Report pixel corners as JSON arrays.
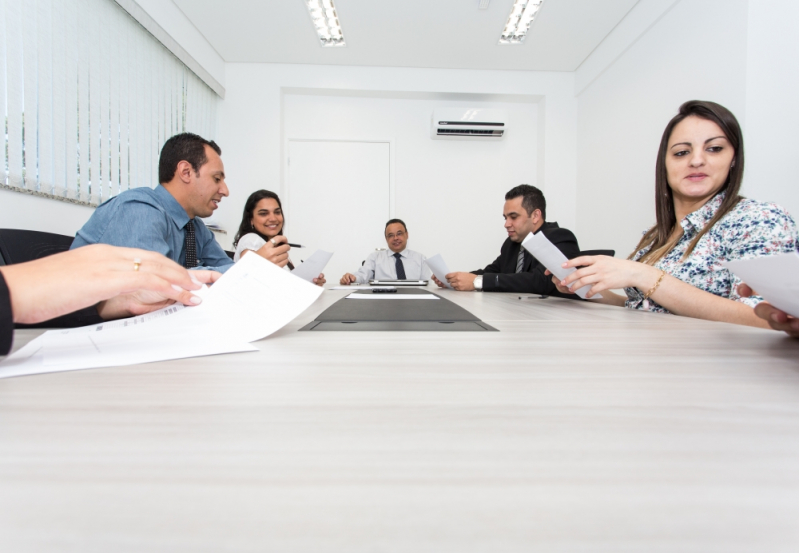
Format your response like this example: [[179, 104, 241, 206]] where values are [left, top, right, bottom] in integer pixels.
[[287, 243, 303, 248]]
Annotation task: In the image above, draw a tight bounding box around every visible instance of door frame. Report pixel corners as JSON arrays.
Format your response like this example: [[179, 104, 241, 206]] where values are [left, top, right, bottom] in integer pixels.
[[284, 138, 396, 229]]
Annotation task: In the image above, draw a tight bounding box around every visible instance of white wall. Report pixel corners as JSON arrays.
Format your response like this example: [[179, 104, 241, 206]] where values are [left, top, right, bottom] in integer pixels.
[[0, 189, 95, 238], [744, 0, 799, 220], [275, 92, 537, 271], [574, 0, 750, 258], [217, 64, 576, 264]]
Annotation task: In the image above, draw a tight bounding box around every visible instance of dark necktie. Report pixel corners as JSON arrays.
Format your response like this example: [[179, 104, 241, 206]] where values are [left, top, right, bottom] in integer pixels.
[[516, 248, 525, 273], [184, 220, 198, 268], [393, 252, 407, 279]]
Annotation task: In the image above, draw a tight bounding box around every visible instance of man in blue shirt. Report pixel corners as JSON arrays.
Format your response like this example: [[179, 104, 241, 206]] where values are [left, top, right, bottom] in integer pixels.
[[72, 133, 240, 273]]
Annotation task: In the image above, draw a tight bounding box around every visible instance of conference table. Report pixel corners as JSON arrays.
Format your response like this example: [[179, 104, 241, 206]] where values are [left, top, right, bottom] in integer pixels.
[[1, 288, 799, 551]]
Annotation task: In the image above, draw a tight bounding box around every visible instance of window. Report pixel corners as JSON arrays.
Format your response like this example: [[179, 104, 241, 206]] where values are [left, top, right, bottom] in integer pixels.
[[1, 0, 218, 207]]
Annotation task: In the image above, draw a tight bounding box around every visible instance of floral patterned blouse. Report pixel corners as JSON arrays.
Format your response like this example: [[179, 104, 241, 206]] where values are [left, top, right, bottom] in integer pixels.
[[625, 193, 798, 312]]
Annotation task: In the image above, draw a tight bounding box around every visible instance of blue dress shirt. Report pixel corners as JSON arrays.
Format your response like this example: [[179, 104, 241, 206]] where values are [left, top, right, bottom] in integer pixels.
[[71, 185, 234, 273]]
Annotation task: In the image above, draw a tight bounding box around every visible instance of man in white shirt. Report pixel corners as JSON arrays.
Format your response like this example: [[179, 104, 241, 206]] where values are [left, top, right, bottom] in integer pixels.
[[340, 219, 431, 284]]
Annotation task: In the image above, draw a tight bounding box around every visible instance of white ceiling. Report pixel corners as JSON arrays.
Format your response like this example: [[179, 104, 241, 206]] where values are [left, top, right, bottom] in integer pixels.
[[173, 0, 640, 72]]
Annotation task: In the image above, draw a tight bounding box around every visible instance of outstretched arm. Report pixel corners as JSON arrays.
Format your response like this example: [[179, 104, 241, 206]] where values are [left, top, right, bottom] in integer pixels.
[[557, 255, 768, 328], [0, 244, 220, 324]]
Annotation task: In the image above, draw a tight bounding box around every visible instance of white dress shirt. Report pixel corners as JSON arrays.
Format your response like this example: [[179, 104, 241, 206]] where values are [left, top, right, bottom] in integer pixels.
[[351, 248, 431, 284]]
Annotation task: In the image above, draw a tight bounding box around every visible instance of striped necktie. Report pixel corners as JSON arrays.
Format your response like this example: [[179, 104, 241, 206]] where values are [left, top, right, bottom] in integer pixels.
[[516, 248, 525, 273], [184, 220, 198, 268]]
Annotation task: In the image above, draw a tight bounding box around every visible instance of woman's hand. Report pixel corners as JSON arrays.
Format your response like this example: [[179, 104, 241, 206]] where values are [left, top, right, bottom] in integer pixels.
[[739, 283, 799, 338], [0, 245, 221, 324], [254, 235, 291, 267], [313, 273, 326, 287], [544, 269, 574, 296], [96, 269, 221, 320], [558, 255, 661, 299]]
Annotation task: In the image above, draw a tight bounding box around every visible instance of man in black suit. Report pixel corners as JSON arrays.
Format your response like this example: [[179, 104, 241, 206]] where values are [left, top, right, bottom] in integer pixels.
[[432, 184, 580, 295]]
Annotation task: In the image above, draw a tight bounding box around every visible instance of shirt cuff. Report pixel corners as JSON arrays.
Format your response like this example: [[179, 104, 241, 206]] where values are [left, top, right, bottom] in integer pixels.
[[0, 271, 14, 356]]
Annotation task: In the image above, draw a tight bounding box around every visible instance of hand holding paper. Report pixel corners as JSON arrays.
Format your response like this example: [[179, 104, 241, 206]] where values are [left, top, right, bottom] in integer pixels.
[[425, 254, 453, 289], [521, 233, 601, 299], [291, 250, 333, 283], [724, 253, 799, 319]]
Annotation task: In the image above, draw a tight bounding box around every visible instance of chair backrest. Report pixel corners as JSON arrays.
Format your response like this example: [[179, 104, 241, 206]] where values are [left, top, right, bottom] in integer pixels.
[[578, 249, 615, 258], [224, 250, 235, 260], [0, 229, 76, 265]]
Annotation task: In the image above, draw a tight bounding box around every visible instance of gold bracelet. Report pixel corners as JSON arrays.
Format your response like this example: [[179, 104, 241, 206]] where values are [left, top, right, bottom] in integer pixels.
[[643, 270, 666, 300]]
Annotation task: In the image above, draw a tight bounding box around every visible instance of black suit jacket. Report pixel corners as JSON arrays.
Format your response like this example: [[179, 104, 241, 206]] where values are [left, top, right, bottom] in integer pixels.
[[471, 222, 580, 296]]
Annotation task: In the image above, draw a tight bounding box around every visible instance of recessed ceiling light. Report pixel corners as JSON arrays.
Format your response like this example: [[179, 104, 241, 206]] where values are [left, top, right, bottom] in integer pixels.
[[498, 0, 543, 45], [305, 0, 346, 47]]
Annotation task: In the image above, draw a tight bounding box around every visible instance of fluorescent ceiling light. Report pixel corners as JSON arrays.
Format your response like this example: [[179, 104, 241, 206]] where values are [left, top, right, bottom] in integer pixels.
[[499, 0, 544, 45], [305, 0, 346, 47]]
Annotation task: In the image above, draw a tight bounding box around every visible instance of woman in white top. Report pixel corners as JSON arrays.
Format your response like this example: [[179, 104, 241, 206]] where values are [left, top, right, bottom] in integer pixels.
[[232, 190, 325, 286]]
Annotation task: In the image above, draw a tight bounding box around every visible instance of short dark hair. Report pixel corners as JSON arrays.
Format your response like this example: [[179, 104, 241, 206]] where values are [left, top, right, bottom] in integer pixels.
[[385, 218, 407, 234], [158, 132, 222, 184], [505, 184, 546, 219]]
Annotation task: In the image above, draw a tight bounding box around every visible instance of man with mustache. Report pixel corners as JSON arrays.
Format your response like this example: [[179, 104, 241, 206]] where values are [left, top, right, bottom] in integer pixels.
[[340, 219, 431, 284]]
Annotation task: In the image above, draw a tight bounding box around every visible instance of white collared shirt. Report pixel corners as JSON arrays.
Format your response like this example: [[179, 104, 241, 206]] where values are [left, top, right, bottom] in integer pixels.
[[351, 248, 431, 284]]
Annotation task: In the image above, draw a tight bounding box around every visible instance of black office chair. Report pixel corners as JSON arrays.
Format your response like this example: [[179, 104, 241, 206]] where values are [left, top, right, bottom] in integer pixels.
[[225, 250, 235, 260], [0, 229, 76, 266], [577, 249, 615, 258]]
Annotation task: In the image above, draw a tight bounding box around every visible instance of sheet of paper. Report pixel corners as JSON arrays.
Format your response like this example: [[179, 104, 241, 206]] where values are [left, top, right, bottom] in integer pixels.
[[723, 252, 799, 317], [330, 285, 396, 290], [521, 232, 601, 300], [0, 253, 324, 379], [424, 254, 453, 289], [291, 249, 333, 282], [345, 293, 439, 300], [0, 328, 256, 379]]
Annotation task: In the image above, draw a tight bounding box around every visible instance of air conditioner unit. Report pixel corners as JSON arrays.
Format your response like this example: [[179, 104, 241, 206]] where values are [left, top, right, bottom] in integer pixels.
[[431, 108, 507, 139]]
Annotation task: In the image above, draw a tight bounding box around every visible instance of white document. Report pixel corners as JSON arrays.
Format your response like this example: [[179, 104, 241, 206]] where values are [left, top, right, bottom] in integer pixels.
[[521, 232, 601, 299], [0, 253, 324, 379], [291, 249, 333, 282], [345, 293, 439, 300], [330, 285, 396, 290], [724, 252, 799, 318], [424, 254, 453, 289]]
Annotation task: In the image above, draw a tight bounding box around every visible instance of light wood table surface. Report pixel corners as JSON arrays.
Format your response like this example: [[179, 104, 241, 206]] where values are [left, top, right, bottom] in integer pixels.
[[2, 289, 799, 552]]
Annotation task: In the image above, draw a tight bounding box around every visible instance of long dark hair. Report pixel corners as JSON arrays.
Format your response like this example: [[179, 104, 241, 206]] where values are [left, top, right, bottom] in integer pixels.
[[233, 189, 285, 247], [631, 100, 744, 264]]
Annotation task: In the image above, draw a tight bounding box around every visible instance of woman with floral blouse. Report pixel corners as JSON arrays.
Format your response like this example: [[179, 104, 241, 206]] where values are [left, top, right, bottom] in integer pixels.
[[552, 100, 798, 328]]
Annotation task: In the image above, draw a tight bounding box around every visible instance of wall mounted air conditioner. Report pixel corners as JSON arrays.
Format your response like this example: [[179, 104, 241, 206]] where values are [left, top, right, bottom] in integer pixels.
[[431, 108, 507, 139]]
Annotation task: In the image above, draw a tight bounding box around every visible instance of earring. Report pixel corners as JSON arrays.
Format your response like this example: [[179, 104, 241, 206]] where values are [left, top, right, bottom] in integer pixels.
[[731, 161, 735, 168]]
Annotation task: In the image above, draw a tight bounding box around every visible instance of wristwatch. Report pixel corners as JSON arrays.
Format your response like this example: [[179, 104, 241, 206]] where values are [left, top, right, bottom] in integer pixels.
[[473, 275, 483, 291]]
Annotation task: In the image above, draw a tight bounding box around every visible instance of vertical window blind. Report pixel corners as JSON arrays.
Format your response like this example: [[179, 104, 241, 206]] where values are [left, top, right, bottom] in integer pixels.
[[1, 0, 218, 207]]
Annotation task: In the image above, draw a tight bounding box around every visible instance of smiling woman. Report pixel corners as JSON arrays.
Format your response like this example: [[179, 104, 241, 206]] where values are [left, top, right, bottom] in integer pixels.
[[551, 100, 799, 329], [233, 190, 325, 286]]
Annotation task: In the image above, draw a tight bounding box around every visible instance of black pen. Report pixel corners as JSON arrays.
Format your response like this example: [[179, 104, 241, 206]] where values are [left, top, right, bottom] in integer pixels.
[[287, 243, 303, 248]]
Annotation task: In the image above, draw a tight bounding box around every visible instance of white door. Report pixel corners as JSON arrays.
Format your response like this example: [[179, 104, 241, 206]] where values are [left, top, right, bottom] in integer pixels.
[[287, 140, 391, 282]]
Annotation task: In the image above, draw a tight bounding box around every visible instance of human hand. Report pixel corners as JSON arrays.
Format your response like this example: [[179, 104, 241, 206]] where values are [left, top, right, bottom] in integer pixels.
[[738, 283, 799, 338], [255, 235, 291, 267], [0, 245, 216, 324], [340, 273, 357, 285], [313, 273, 326, 287], [97, 269, 221, 320], [445, 272, 477, 291], [431, 275, 447, 288], [558, 256, 660, 299], [544, 269, 575, 296]]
